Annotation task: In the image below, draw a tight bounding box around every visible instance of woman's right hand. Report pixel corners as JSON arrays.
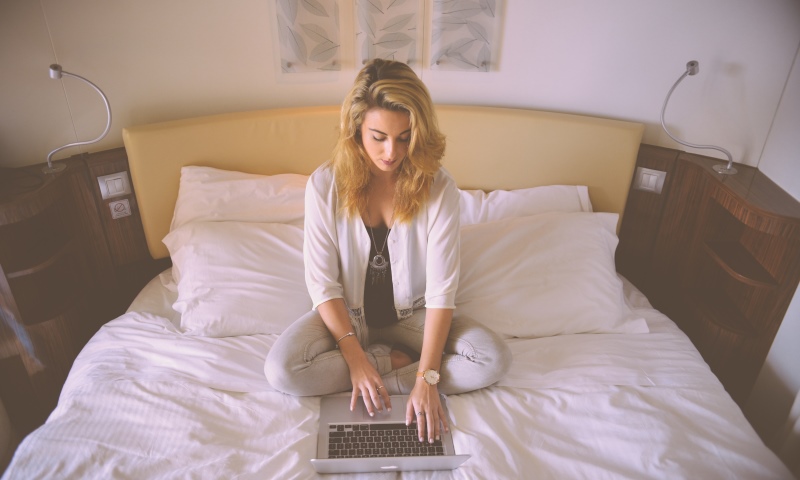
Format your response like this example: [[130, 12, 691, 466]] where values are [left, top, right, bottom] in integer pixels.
[[343, 344, 392, 415], [316, 300, 391, 415]]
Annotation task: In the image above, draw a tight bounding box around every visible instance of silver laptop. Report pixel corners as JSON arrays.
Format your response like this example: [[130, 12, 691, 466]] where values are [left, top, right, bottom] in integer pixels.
[[311, 394, 470, 474]]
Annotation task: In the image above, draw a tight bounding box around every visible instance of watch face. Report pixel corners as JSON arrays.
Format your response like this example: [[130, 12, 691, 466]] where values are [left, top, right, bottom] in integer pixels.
[[423, 370, 440, 385]]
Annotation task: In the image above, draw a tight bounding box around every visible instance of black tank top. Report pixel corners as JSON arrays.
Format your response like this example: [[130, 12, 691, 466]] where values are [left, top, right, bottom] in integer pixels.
[[363, 224, 399, 328]]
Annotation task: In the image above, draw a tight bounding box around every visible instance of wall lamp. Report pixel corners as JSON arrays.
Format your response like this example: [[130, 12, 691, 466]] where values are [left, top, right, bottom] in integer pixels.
[[661, 60, 737, 175], [43, 64, 112, 174]]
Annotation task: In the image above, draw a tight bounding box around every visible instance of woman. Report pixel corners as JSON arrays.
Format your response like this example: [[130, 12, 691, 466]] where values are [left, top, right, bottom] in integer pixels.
[[265, 59, 510, 445]]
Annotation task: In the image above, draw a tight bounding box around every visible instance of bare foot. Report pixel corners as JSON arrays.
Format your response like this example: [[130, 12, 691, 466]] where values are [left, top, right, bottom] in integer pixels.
[[390, 349, 414, 370]]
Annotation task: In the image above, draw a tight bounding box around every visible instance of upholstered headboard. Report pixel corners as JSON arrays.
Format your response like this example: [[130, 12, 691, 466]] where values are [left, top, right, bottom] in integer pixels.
[[123, 105, 644, 259]]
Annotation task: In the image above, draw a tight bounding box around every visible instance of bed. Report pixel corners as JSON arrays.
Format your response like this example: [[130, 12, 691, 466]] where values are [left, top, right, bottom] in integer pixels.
[[2, 105, 791, 479]]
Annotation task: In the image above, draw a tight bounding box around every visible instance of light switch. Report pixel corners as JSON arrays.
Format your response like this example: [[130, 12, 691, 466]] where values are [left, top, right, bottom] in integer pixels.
[[644, 173, 657, 190], [97, 172, 132, 199], [633, 167, 667, 194]]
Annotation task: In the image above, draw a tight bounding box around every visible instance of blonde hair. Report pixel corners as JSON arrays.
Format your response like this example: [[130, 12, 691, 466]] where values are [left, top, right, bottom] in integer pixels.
[[331, 59, 446, 223]]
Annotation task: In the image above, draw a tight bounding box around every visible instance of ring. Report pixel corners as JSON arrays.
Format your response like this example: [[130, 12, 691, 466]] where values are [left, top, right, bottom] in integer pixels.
[[417, 411, 425, 416], [377, 385, 384, 390]]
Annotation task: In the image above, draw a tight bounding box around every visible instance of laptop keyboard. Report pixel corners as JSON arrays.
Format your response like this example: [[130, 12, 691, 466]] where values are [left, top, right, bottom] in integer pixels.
[[327, 423, 445, 458]]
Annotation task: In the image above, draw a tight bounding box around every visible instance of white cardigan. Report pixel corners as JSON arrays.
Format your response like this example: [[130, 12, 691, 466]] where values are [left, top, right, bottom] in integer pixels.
[[303, 164, 461, 327]]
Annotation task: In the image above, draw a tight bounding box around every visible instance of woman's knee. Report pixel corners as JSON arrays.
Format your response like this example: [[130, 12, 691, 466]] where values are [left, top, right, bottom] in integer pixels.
[[264, 309, 333, 395], [265, 350, 301, 395], [473, 339, 511, 386], [264, 356, 326, 396], [452, 318, 512, 384]]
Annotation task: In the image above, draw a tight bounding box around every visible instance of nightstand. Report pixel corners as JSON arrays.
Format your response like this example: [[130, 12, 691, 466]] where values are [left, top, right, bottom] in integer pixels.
[[618, 146, 800, 405], [0, 163, 92, 436]]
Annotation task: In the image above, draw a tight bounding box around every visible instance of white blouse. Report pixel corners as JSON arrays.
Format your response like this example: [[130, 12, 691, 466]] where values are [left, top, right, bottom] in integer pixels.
[[303, 164, 461, 326]]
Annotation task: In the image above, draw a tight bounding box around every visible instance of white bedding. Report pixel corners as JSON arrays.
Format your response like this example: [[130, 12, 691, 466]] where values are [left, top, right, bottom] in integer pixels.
[[2, 271, 790, 479]]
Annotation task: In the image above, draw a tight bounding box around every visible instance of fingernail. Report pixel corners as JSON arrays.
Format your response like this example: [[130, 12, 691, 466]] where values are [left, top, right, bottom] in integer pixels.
[[429, 438, 434, 443], [369, 412, 374, 417], [387, 407, 392, 412], [436, 435, 440, 441]]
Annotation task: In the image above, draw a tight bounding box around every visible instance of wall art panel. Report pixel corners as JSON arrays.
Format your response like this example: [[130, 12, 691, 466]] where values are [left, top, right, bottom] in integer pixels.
[[275, 0, 341, 72], [430, 0, 502, 72], [355, 0, 423, 67]]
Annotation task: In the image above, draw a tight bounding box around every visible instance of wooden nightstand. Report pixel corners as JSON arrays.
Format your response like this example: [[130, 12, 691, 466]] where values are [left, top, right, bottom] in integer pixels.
[[618, 145, 800, 405], [0, 150, 169, 440], [0, 163, 94, 436]]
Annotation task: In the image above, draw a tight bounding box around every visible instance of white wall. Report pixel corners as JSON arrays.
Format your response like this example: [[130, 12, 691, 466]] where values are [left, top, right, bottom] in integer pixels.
[[1, 0, 799, 449], [2, 1, 799, 169], [745, 43, 800, 447]]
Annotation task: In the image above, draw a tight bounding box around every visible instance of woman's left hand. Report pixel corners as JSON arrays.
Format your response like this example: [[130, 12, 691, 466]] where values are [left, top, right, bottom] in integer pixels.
[[406, 379, 449, 444]]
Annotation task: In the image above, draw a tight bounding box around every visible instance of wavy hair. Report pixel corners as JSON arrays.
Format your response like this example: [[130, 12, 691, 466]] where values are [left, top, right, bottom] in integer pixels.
[[331, 59, 446, 223]]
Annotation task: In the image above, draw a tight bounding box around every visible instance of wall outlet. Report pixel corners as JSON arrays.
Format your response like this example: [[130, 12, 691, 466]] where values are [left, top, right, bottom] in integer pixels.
[[109, 199, 132, 219]]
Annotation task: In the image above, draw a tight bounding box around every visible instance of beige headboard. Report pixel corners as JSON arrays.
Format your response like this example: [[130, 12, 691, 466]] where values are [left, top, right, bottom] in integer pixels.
[[123, 105, 644, 259]]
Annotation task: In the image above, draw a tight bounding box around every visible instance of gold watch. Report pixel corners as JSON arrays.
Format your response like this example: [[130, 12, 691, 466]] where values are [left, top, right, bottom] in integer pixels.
[[416, 369, 440, 386]]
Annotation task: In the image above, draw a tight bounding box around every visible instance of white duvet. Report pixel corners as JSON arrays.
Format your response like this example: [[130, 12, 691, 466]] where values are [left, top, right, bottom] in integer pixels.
[[2, 273, 791, 479]]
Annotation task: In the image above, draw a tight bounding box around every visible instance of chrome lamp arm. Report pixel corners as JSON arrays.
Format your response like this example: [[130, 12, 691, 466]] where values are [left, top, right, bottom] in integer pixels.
[[660, 60, 737, 175], [44, 64, 112, 174]]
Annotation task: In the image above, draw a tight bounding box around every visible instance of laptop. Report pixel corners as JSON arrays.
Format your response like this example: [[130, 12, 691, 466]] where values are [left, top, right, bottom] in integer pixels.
[[311, 394, 470, 474]]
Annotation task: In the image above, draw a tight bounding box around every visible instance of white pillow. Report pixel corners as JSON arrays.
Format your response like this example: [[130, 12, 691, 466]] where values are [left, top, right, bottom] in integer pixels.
[[456, 212, 648, 338], [459, 185, 592, 226], [163, 221, 311, 337], [170, 166, 308, 231], [171, 167, 588, 231]]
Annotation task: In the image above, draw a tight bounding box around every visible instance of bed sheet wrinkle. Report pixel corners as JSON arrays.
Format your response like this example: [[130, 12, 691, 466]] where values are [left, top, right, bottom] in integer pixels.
[[62, 311, 277, 395], [499, 331, 716, 390], [7, 381, 322, 480], [448, 389, 543, 476], [447, 386, 787, 480]]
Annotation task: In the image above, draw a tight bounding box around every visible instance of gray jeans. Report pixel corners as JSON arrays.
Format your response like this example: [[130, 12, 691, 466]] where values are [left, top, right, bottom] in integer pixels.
[[265, 308, 511, 396]]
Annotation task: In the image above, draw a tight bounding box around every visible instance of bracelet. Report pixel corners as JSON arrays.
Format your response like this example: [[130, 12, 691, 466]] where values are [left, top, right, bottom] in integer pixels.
[[335, 331, 355, 347]]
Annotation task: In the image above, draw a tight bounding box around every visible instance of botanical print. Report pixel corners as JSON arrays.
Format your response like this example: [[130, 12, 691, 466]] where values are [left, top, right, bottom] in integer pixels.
[[431, 0, 500, 71], [356, 0, 421, 67], [275, 0, 341, 72]]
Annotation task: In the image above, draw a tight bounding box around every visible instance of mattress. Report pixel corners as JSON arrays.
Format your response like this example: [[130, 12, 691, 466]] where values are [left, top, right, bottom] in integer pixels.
[[2, 269, 789, 479]]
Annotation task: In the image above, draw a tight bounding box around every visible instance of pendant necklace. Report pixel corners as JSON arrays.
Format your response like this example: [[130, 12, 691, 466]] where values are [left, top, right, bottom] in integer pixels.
[[367, 210, 393, 285]]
